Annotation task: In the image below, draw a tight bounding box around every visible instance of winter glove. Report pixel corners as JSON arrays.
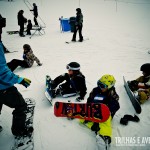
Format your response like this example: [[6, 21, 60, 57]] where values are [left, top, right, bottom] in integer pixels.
[[38, 63, 42, 66], [76, 97, 83, 102], [18, 77, 31, 88]]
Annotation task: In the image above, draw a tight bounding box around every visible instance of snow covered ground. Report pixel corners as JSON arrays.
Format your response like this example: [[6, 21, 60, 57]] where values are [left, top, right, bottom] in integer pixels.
[[0, 0, 150, 149]]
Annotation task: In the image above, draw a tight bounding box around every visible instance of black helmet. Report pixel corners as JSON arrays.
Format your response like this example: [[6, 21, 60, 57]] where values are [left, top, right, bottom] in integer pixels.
[[66, 62, 80, 70], [140, 63, 150, 74], [76, 8, 81, 13]]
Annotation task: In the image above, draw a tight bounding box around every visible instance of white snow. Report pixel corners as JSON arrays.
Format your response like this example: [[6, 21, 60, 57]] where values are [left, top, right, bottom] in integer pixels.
[[0, 0, 150, 150]]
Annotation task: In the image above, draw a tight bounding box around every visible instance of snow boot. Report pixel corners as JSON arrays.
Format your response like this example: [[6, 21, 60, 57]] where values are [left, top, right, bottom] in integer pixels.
[[127, 80, 139, 92], [96, 134, 111, 150]]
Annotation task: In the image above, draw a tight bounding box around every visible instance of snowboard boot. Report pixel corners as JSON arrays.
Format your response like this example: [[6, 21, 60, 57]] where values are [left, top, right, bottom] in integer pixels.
[[127, 80, 139, 92], [46, 75, 56, 98], [96, 134, 111, 150], [0, 125, 2, 132]]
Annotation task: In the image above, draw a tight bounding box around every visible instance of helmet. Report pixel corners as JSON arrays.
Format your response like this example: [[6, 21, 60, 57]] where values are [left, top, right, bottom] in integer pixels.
[[97, 74, 116, 89], [66, 62, 80, 71], [76, 8, 81, 13], [140, 63, 150, 74]]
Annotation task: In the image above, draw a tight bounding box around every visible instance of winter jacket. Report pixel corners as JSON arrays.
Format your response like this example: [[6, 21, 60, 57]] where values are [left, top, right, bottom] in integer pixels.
[[53, 72, 87, 99], [31, 6, 38, 17], [136, 75, 150, 88], [87, 87, 120, 118], [27, 23, 32, 31], [23, 50, 41, 67], [0, 42, 21, 90], [17, 12, 26, 26], [75, 12, 83, 26]]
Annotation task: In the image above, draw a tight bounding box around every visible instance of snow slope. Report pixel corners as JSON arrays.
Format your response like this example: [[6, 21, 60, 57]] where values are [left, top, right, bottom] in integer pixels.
[[0, 0, 150, 150]]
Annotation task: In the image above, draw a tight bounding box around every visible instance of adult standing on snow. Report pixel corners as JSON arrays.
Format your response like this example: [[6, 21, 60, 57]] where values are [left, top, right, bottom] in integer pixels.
[[17, 10, 27, 37], [0, 15, 32, 136], [72, 8, 83, 42], [30, 3, 38, 26]]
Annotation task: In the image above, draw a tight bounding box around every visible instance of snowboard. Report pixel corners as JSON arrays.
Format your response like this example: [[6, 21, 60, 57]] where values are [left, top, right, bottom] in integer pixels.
[[123, 76, 141, 114], [54, 101, 110, 123], [65, 38, 89, 44], [7, 31, 19, 34], [45, 75, 53, 105], [12, 98, 36, 150]]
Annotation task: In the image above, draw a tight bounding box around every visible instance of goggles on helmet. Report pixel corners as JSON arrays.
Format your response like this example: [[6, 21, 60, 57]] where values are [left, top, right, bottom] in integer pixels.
[[97, 81, 108, 89], [66, 65, 80, 71]]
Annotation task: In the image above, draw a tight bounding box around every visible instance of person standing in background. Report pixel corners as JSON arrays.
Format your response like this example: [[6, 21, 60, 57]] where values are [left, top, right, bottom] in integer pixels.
[[30, 3, 38, 26], [72, 8, 83, 42]]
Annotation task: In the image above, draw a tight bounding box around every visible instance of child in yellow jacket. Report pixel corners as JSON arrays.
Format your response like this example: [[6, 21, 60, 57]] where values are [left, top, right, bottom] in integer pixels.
[[80, 74, 120, 149]]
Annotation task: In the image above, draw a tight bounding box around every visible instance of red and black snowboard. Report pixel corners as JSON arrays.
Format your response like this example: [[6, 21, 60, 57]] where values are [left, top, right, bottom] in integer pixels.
[[54, 102, 110, 123]]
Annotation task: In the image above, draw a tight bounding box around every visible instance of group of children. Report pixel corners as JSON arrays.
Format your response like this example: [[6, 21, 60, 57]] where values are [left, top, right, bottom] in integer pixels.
[[3, 40, 150, 148]]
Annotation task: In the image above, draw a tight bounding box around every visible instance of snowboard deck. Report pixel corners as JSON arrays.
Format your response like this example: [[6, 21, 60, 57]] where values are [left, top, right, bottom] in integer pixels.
[[123, 76, 141, 114], [11, 98, 36, 150], [54, 101, 110, 123], [45, 89, 53, 105], [45, 75, 53, 105], [65, 38, 89, 44]]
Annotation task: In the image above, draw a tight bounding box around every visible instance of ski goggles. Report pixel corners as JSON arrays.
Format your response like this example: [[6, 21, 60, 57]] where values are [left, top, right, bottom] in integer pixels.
[[66, 65, 80, 71], [97, 81, 108, 89]]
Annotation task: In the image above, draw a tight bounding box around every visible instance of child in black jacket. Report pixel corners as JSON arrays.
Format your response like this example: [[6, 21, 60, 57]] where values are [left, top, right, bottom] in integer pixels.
[[46, 62, 87, 101]]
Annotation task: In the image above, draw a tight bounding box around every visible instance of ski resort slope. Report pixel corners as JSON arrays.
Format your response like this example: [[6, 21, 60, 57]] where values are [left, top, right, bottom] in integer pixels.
[[0, 0, 150, 150]]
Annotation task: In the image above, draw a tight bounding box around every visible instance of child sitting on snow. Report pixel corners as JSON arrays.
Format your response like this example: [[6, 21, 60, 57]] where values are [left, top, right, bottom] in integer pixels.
[[46, 62, 87, 101], [128, 63, 150, 104], [80, 74, 120, 149], [7, 44, 42, 72]]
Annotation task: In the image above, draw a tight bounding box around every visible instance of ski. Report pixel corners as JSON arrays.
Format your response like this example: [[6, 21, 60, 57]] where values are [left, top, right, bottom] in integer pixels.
[[7, 31, 19, 35], [65, 38, 89, 44], [5, 51, 18, 53]]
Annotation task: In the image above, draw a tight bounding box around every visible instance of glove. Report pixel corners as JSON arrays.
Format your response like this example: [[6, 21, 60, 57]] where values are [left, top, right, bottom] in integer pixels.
[[76, 97, 83, 102], [19, 77, 31, 88]]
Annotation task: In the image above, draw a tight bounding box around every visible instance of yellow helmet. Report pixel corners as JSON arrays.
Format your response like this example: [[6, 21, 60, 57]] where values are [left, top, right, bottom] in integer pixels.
[[97, 74, 116, 89]]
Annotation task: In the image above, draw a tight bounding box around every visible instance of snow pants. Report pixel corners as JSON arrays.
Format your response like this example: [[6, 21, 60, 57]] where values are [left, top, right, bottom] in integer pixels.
[[80, 116, 112, 137], [0, 86, 27, 136], [7, 59, 29, 72], [72, 24, 83, 41]]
